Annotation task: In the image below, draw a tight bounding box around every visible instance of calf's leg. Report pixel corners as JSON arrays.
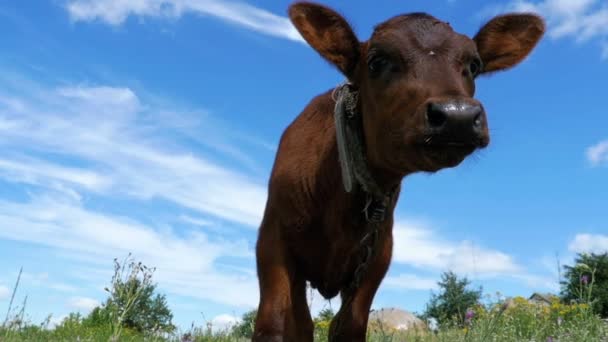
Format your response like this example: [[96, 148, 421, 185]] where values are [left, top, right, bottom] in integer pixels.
[[328, 234, 393, 342], [254, 223, 313, 342], [291, 276, 314, 341]]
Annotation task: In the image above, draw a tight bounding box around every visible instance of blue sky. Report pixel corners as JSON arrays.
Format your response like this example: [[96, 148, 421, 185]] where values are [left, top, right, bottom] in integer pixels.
[[1, 0, 607, 331]]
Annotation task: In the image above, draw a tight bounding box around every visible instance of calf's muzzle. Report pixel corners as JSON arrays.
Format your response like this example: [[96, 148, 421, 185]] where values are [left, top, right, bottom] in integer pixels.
[[425, 98, 488, 147]]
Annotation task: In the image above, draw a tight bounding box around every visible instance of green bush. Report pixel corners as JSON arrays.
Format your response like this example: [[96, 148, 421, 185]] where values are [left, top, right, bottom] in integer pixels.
[[561, 252, 608, 318], [422, 271, 482, 328], [230, 309, 256, 339]]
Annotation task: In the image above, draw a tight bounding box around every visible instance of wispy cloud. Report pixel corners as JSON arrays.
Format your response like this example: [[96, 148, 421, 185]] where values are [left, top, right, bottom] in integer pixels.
[[569, 234, 608, 254], [586, 140, 608, 166], [383, 273, 439, 291], [512, 273, 560, 292], [0, 191, 258, 308], [0, 75, 267, 227], [485, 0, 608, 59], [0, 285, 9, 300], [179, 214, 213, 227], [68, 297, 100, 312], [19, 272, 79, 293], [208, 314, 240, 333], [392, 221, 521, 277], [65, 0, 304, 42], [0, 157, 111, 192], [0, 71, 269, 310]]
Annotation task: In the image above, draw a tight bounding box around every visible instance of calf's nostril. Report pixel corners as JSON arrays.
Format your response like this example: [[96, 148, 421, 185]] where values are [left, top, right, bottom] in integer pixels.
[[473, 113, 482, 128], [427, 105, 447, 128]]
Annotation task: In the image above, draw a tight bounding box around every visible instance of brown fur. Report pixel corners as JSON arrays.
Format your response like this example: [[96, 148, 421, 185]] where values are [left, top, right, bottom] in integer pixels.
[[253, 2, 545, 341]]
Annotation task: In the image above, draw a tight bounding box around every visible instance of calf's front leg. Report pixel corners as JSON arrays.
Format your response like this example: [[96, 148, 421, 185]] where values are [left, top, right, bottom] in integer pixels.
[[328, 233, 393, 342], [253, 222, 313, 342]]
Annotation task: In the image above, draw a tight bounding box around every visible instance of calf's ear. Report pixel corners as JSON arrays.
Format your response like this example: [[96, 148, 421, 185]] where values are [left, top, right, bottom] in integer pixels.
[[474, 13, 545, 74], [289, 2, 360, 80]]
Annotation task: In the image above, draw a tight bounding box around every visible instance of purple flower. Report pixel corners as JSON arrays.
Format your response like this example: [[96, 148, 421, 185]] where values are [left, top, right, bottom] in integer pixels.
[[465, 308, 475, 322], [547, 337, 554, 342], [581, 274, 589, 285]]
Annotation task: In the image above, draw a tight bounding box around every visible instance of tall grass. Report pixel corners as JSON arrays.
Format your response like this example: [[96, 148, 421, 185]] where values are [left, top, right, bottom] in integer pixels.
[[1, 262, 606, 342]]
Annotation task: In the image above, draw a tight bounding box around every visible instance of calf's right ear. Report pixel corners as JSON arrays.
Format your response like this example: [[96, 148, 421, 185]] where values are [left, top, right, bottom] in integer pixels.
[[289, 2, 360, 80]]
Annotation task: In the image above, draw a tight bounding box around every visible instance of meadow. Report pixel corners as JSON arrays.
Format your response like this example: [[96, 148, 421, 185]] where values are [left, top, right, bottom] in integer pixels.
[[2, 295, 606, 342], [2, 256, 607, 342], [1, 303, 607, 342]]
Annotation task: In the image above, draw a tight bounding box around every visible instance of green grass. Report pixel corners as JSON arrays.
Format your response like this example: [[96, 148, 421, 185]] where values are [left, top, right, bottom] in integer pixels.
[[2, 258, 607, 341], [2, 306, 606, 342]]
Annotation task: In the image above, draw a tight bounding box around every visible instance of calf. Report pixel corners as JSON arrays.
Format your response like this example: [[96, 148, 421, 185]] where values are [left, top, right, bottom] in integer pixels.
[[254, 2, 544, 341]]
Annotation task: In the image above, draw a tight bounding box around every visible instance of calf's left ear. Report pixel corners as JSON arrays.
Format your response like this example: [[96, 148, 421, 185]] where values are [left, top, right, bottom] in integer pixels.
[[474, 13, 545, 74]]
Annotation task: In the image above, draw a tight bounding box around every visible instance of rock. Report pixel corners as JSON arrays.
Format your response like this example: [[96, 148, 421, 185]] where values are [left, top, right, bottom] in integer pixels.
[[368, 307, 426, 331]]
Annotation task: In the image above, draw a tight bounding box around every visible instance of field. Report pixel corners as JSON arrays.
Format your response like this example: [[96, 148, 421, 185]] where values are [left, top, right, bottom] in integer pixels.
[[1, 299, 607, 341], [2, 257, 607, 341]]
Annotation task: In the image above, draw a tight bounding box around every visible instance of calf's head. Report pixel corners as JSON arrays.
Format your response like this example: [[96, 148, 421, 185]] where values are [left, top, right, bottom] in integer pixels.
[[289, 2, 544, 175]]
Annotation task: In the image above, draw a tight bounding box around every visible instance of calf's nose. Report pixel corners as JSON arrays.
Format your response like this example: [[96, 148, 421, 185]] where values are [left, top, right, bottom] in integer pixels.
[[425, 100, 486, 142]]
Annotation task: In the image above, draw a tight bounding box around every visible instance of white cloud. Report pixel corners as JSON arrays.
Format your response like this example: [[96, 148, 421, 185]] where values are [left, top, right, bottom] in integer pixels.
[[209, 314, 240, 333], [0, 78, 267, 228], [57, 86, 141, 117], [0, 192, 258, 308], [0, 158, 111, 192], [65, 0, 304, 42], [586, 140, 608, 166], [0, 71, 274, 311], [392, 221, 521, 276], [18, 272, 79, 293], [383, 274, 438, 291], [68, 296, 100, 312], [569, 234, 608, 254], [0, 285, 9, 300], [489, 0, 608, 58], [179, 214, 212, 227], [49, 314, 69, 329], [512, 274, 560, 292]]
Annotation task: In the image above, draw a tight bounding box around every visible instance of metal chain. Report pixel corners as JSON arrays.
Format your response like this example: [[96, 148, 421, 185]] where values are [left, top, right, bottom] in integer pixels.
[[329, 192, 394, 340], [329, 82, 400, 340]]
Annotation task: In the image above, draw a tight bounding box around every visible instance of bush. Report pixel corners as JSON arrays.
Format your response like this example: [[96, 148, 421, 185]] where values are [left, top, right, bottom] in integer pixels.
[[313, 308, 334, 340], [422, 271, 482, 328], [95, 255, 176, 337], [561, 252, 608, 318], [231, 309, 256, 339]]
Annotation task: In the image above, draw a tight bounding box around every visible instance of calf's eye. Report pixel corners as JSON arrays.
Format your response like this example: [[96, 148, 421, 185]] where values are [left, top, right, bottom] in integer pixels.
[[368, 56, 389, 75], [469, 59, 482, 77]]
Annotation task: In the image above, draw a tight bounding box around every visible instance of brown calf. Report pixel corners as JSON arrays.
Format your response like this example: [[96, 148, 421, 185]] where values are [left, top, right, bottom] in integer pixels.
[[254, 2, 545, 341]]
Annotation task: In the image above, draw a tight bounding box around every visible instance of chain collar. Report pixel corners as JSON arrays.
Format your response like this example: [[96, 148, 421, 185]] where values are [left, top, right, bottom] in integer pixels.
[[330, 83, 402, 339], [333, 82, 398, 220]]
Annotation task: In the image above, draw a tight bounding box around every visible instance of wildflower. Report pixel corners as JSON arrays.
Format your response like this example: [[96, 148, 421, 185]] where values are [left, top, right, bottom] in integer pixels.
[[581, 274, 589, 285], [557, 316, 563, 326], [547, 337, 553, 342], [465, 308, 475, 323]]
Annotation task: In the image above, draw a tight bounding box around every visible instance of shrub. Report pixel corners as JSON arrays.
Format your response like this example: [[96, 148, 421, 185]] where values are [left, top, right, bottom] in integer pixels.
[[231, 309, 256, 339], [422, 271, 482, 328], [96, 255, 176, 337], [561, 252, 608, 318]]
